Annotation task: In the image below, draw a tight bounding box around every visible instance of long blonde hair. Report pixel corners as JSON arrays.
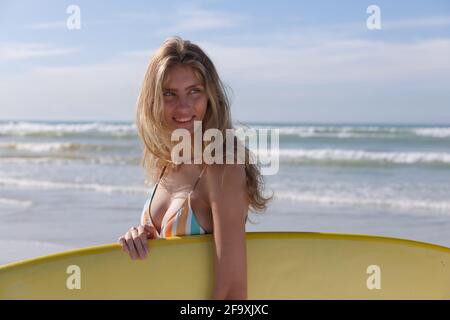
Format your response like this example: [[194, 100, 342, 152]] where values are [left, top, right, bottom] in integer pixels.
[[135, 36, 272, 212]]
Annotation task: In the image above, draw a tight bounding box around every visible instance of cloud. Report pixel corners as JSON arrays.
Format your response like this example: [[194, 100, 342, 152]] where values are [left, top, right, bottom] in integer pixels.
[[0, 57, 146, 120], [121, 48, 158, 59], [0, 43, 79, 61], [155, 6, 245, 35], [176, 8, 242, 31], [26, 21, 67, 30], [24, 7, 243, 35], [198, 38, 450, 85], [2, 35, 449, 122], [2, 9, 450, 122], [383, 16, 450, 30]]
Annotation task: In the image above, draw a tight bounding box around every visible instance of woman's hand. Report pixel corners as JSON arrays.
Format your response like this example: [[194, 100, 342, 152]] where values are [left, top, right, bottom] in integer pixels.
[[118, 224, 157, 260]]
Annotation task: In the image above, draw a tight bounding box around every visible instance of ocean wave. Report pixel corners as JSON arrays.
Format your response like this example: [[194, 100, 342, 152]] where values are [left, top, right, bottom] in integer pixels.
[[0, 142, 81, 152], [278, 126, 402, 138], [0, 197, 32, 207], [2, 121, 450, 140], [414, 128, 450, 138], [0, 177, 147, 194], [268, 148, 450, 165], [0, 156, 139, 166], [275, 190, 450, 214], [0, 141, 131, 153], [244, 125, 450, 139], [0, 121, 137, 138], [1, 148, 450, 167]]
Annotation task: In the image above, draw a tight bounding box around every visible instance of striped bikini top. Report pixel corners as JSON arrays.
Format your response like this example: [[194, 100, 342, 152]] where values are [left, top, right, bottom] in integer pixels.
[[140, 165, 209, 238]]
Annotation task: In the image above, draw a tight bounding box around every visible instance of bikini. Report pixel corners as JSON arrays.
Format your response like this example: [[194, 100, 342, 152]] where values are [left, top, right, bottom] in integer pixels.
[[140, 165, 209, 238]]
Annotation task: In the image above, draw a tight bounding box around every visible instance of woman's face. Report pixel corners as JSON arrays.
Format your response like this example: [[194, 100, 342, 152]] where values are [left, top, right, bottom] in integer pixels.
[[162, 64, 208, 133]]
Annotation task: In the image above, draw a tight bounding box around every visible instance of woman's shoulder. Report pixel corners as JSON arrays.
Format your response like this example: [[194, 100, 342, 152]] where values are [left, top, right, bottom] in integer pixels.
[[204, 163, 246, 198], [205, 163, 245, 180], [203, 164, 249, 223]]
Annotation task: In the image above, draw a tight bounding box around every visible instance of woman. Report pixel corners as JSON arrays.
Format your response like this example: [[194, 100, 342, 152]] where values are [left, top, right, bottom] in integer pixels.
[[118, 36, 271, 300]]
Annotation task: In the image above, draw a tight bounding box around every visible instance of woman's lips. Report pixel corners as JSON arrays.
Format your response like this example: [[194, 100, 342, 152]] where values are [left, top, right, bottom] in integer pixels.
[[173, 115, 195, 124]]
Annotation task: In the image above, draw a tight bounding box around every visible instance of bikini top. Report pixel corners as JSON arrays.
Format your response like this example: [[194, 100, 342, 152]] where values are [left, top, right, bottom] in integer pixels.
[[140, 165, 209, 238]]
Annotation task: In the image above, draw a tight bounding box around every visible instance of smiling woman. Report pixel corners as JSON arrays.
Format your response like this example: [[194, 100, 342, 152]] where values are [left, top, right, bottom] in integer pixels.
[[162, 64, 208, 132], [118, 36, 272, 300]]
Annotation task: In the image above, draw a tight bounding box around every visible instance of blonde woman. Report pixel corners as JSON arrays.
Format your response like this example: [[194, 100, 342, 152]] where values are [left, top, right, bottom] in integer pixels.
[[118, 36, 271, 300]]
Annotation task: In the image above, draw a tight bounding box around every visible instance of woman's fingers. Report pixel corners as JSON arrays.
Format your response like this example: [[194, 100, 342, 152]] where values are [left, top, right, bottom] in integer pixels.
[[131, 227, 147, 260], [118, 236, 130, 254], [125, 230, 139, 260], [137, 225, 149, 253], [119, 224, 157, 260]]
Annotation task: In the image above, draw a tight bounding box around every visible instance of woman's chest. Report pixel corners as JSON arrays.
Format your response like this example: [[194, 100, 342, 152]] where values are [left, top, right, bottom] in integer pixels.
[[149, 183, 213, 233]]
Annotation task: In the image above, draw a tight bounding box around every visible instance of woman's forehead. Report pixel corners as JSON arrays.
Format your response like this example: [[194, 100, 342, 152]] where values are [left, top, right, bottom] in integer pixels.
[[163, 65, 204, 88]]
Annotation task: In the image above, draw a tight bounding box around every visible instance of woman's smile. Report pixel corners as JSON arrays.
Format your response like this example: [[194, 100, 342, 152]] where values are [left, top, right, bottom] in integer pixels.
[[173, 115, 195, 124]]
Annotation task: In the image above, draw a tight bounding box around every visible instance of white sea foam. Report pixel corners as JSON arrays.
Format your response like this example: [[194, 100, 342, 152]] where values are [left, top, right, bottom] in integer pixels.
[[2, 122, 449, 139], [244, 125, 450, 139], [240, 125, 399, 138], [0, 197, 32, 207], [277, 126, 400, 138], [0, 156, 138, 166], [2, 147, 449, 166], [0, 177, 147, 194], [275, 190, 450, 214], [0, 121, 136, 137], [414, 128, 450, 138], [0, 142, 81, 152], [270, 148, 450, 165]]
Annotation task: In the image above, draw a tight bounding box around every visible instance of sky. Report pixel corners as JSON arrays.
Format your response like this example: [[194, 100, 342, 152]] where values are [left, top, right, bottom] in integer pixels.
[[0, 0, 449, 124]]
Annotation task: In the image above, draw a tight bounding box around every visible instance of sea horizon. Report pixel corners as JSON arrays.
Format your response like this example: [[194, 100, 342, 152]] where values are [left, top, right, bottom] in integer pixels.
[[2, 118, 450, 126]]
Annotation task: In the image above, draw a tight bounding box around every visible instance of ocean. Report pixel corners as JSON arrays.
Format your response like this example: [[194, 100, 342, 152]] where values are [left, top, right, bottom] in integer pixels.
[[0, 120, 449, 265]]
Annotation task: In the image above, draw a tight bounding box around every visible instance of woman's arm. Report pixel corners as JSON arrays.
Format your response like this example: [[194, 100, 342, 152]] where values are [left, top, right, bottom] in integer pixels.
[[206, 164, 249, 300]]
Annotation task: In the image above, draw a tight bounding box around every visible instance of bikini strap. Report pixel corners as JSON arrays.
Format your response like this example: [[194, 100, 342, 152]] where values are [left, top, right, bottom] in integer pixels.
[[145, 165, 168, 229], [191, 165, 207, 192], [148, 165, 167, 212], [158, 165, 167, 182]]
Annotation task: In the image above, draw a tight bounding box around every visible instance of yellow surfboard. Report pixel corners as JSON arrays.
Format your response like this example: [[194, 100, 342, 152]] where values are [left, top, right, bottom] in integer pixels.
[[0, 232, 449, 299]]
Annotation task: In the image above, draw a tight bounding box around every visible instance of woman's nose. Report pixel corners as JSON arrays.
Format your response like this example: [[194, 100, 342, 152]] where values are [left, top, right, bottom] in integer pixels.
[[176, 96, 191, 109]]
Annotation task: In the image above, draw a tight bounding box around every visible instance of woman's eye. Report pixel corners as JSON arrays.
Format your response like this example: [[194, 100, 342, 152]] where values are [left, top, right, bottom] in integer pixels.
[[190, 88, 200, 94], [163, 91, 174, 97]]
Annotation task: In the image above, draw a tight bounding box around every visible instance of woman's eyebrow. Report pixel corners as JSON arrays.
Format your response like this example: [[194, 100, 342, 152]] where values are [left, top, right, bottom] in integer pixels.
[[163, 83, 203, 91]]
